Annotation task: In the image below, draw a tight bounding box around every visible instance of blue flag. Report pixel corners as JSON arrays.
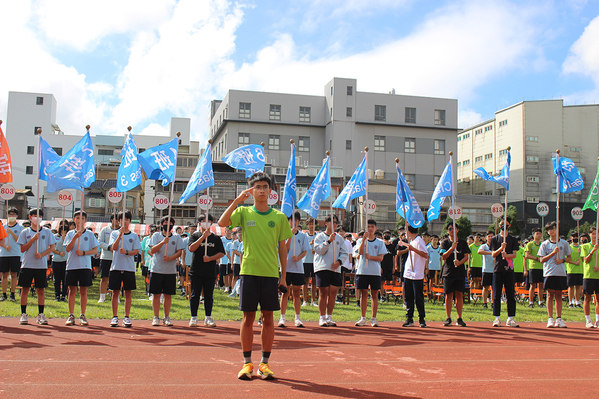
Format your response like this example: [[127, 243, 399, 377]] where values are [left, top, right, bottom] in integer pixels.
[[396, 164, 425, 228], [427, 160, 453, 221], [280, 144, 296, 217], [39, 137, 60, 182], [553, 155, 584, 193], [46, 132, 95, 192], [117, 134, 142, 192], [297, 157, 331, 219], [332, 155, 368, 209], [473, 151, 511, 190], [179, 143, 214, 204], [221, 144, 265, 178], [138, 137, 178, 186]]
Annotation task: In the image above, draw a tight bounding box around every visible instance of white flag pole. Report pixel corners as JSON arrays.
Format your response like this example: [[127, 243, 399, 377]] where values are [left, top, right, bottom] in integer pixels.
[[556, 149, 561, 242], [396, 157, 413, 273], [35, 127, 42, 254], [449, 151, 457, 263], [291, 139, 296, 257], [165, 132, 181, 257], [325, 151, 335, 260], [120, 126, 132, 251], [364, 147, 369, 258]]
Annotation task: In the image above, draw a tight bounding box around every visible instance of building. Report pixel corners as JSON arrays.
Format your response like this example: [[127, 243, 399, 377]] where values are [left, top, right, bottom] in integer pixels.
[[457, 99, 599, 234]]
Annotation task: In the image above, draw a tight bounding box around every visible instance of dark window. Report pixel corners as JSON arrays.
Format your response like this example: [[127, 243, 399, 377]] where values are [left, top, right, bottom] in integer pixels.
[[98, 149, 114, 156], [34, 126, 41, 135], [27, 146, 34, 155], [346, 107, 352, 117], [25, 185, 32, 190], [36, 97, 43, 105], [52, 147, 63, 156], [26, 166, 33, 174], [347, 86, 353, 95], [346, 140, 352, 150], [405, 107, 416, 123], [375, 105, 386, 121]]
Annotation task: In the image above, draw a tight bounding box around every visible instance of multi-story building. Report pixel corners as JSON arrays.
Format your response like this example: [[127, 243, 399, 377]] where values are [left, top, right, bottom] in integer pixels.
[[457, 99, 599, 234]]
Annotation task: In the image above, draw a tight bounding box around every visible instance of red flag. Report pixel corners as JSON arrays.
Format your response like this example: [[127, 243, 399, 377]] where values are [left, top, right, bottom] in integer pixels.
[[0, 125, 12, 183]]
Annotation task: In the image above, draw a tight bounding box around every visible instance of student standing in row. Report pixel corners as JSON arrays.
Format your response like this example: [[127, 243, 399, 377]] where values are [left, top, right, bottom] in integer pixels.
[[441, 224, 469, 327], [581, 227, 599, 328], [490, 216, 519, 327], [402, 225, 428, 327], [98, 214, 119, 303], [1, 207, 22, 302], [51, 221, 69, 301]]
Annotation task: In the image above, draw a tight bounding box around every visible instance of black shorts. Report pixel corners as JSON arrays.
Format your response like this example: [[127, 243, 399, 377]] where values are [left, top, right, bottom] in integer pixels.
[[141, 266, 149, 277], [219, 263, 231, 276], [18, 268, 48, 289], [544, 275, 567, 291], [315, 270, 342, 288], [0, 256, 21, 273], [444, 276, 465, 294], [65, 269, 93, 287], [470, 267, 482, 278], [381, 267, 393, 281], [583, 279, 599, 295], [482, 272, 493, 287], [100, 259, 112, 278], [514, 272, 524, 283], [238, 275, 280, 312], [304, 262, 314, 278], [529, 269, 544, 284], [355, 274, 381, 291], [233, 264, 241, 277], [427, 270, 440, 282], [567, 273, 583, 287], [286, 272, 305, 286], [149, 273, 177, 295], [177, 265, 185, 276], [108, 270, 137, 291]]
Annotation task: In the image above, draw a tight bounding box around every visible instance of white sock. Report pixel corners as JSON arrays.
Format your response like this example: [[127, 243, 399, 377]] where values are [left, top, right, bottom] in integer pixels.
[[295, 314, 300, 320], [100, 293, 105, 301], [507, 316, 513, 322], [596, 314, 599, 323], [569, 300, 573, 305], [495, 317, 501, 322], [280, 314, 286, 320], [538, 300, 543, 305], [585, 315, 591, 323]]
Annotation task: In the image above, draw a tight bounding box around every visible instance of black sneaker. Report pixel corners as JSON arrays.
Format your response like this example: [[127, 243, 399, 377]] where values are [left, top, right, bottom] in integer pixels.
[[568, 303, 574, 308], [55, 296, 61, 301], [9, 293, 15, 301], [528, 303, 534, 308], [356, 300, 360, 307], [482, 303, 488, 309], [443, 317, 452, 326], [456, 318, 467, 327], [575, 303, 582, 309], [539, 302, 546, 308], [402, 319, 415, 327], [0, 294, 7, 302], [419, 320, 427, 328]]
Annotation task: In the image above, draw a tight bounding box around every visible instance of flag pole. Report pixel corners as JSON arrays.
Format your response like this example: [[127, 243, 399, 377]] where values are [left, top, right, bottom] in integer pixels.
[[326, 151, 335, 259], [204, 139, 212, 257], [35, 127, 42, 254], [165, 132, 181, 257], [595, 157, 599, 271], [291, 139, 296, 257], [120, 126, 132, 251], [396, 157, 413, 272], [503, 147, 510, 242], [77, 125, 91, 250], [449, 151, 457, 262], [556, 149, 561, 240], [364, 147, 369, 257]]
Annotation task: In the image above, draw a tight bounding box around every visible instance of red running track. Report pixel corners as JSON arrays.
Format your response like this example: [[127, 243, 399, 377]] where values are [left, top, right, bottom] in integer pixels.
[[1, 319, 598, 398]]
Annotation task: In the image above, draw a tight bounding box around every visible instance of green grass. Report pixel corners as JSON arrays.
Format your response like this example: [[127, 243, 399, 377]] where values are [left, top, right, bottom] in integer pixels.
[[0, 271, 590, 323]]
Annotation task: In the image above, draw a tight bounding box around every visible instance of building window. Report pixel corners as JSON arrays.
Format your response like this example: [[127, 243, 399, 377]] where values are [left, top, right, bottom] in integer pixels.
[[434, 140, 445, 155], [579, 167, 586, 174], [374, 136, 386, 152], [526, 156, 539, 162], [527, 176, 539, 183], [52, 147, 63, 156], [571, 147, 581, 152], [475, 128, 483, 135], [299, 107, 311, 123], [528, 218, 539, 224], [239, 102, 251, 119], [298, 137, 310, 152], [347, 86, 353, 95], [87, 198, 106, 208], [34, 126, 41, 135], [269, 135, 280, 150], [527, 197, 539, 203], [346, 107, 352, 117], [485, 191, 493, 195], [238, 133, 249, 148], [499, 119, 508, 127], [463, 133, 470, 139], [463, 159, 470, 166], [484, 125, 493, 132], [269, 104, 281, 121], [27, 146, 34, 155], [138, 148, 146, 153], [98, 149, 114, 156], [405, 107, 416, 123], [434, 109, 446, 126], [499, 149, 509, 156], [346, 140, 352, 150], [404, 174, 415, 189], [36, 96, 44, 105], [475, 156, 483, 163], [375, 105, 386, 121], [457, 162, 461, 167], [457, 136, 461, 142], [527, 136, 538, 141], [26, 166, 33, 174], [405, 138, 415, 153], [484, 153, 493, 160], [25, 185, 32, 190]]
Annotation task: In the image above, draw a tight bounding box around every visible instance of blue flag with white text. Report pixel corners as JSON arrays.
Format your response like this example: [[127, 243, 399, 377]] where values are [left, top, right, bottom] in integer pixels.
[[117, 134, 142, 192], [332, 155, 368, 209], [138, 137, 178, 186], [297, 157, 331, 219], [553, 155, 584, 193], [221, 144, 265, 178], [396, 164, 425, 228], [427, 160, 453, 221], [280, 144, 296, 217], [473, 151, 511, 190], [46, 132, 95, 192], [179, 143, 214, 204], [39, 137, 60, 182]]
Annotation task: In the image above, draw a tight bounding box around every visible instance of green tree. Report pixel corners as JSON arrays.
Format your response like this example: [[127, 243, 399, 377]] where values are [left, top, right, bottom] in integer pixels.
[[488, 205, 521, 237], [568, 221, 594, 238], [442, 216, 472, 239], [395, 217, 428, 236]]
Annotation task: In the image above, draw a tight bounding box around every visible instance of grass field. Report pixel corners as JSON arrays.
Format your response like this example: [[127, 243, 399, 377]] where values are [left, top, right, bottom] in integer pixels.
[[0, 270, 591, 324]]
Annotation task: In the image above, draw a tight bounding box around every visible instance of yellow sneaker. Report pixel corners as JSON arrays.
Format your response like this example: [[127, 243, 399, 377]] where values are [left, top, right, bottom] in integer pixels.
[[238, 362, 253, 380], [258, 362, 275, 380]]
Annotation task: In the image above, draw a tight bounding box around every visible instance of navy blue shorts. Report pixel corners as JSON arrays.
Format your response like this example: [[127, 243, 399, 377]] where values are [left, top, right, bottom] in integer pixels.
[[355, 274, 381, 291], [65, 268, 93, 287], [482, 272, 493, 287], [303, 262, 314, 278], [238, 275, 280, 312], [470, 267, 482, 278], [286, 272, 305, 286], [315, 270, 342, 288], [529, 269, 544, 284], [108, 270, 137, 291], [0, 256, 21, 273], [544, 275, 567, 291], [567, 273, 583, 287], [444, 276, 465, 294], [100, 259, 112, 278], [583, 279, 599, 295], [149, 273, 177, 295], [233, 264, 241, 277], [18, 268, 48, 289]]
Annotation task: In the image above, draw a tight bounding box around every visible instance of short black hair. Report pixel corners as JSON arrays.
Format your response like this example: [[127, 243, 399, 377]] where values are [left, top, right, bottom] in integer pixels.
[[198, 214, 214, 222], [325, 215, 339, 224], [499, 215, 512, 224], [109, 213, 116, 221], [367, 219, 377, 226], [335, 227, 344, 233], [247, 172, 271, 189], [487, 230, 495, 236], [29, 208, 43, 217], [7, 207, 18, 215], [431, 234, 439, 239], [532, 227, 542, 234], [570, 231, 578, 238], [545, 221, 557, 231], [118, 210, 132, 222], [407, 225, 418, 234], [161, 216, 175, 226], [73, 210, 87, 219], [287, 211, 301, 221]]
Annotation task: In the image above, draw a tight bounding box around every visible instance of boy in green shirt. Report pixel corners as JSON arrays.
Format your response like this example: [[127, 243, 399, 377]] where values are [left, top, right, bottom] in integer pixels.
[[468, 234, 483, 293], [566, 231, 582, 308], [219, 173, 292, 380], [524, 228, 544, 307], [581, 227, 599, 328]]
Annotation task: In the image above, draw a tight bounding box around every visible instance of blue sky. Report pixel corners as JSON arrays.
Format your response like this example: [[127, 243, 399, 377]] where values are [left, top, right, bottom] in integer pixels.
[[1, 0, 598, 144]]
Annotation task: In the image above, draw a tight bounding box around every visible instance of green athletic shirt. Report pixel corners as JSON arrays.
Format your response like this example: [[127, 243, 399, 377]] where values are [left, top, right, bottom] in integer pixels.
[[229, 205, 293, 278], [566, 244, 582, 274], [513, 247, 524, 273], [580, 243, 599, 279], [469, 244, 482, 268], [525, 241, 543, 270]]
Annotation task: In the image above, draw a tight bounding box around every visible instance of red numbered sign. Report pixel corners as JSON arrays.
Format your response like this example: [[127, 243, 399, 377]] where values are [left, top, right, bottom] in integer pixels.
[[57, 190, 73, 207], [364, 199, 376, 215], [198, 195, 213, 211], [491, 203, 504, 218], [0, 184, 15, 201], [154, 194, 170, 210], [448, 205, 462, 219], [107, 188, 123, 204], [267, 190, 279, 206]]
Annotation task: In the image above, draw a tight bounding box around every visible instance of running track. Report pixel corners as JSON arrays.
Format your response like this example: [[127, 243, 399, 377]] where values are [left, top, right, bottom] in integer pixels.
[[1, 319, 598, 398]]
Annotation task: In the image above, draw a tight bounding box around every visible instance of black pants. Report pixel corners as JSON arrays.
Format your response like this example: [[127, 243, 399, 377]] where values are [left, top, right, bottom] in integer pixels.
[[404, 278, 425, 321], [190, 274, 215, 317], [493, 271, 515, 317], [52, 261, 67, 298]]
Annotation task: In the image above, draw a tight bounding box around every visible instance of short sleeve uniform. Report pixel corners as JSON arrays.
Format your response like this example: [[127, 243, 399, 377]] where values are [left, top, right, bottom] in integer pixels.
[[109, 231, 141, 272], [17, 227, 56, 269], [149, 232, 185, 274], [441, 238, 470, 278], [64, 230, 99, 270]]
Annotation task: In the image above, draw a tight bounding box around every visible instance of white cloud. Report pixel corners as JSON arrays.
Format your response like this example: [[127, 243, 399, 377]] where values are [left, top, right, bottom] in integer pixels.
[[458, 109, 485, 129], [563, 15, 599, 83]]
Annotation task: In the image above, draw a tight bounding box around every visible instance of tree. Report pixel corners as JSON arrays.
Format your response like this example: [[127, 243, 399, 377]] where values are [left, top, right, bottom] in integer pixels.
[[418, 220, 429, 235], [487, 205, 521, 237], [442, 216, 472, 240], [568, 221, 594, 238]]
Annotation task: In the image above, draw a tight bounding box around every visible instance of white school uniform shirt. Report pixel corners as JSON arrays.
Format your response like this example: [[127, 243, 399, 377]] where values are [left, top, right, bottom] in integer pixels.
[[403, 236, 427, 280], [17, 227, 56, 269], [109, 231, 141, 272], [64, 229, 99, 270]]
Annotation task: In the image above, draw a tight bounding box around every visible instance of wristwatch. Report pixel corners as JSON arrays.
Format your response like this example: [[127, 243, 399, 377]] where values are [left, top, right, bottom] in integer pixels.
[[126, 250, 129, 256]]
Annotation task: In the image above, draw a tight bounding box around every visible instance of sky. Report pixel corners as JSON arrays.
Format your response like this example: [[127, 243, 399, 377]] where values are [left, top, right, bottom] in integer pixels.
[[1, 0, 598, 144]]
